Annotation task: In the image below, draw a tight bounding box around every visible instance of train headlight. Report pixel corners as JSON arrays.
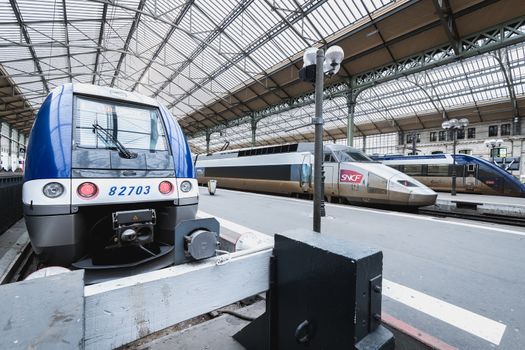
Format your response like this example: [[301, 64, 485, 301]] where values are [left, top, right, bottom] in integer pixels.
[[180, 180, 192, 193], [77, 182, 98, 199], [159, 181, 173, 194], [42, 182, 64, 198]]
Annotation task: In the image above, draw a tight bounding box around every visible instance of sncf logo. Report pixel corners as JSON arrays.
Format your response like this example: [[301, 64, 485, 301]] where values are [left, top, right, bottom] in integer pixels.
[[340, 169, 364, 184]]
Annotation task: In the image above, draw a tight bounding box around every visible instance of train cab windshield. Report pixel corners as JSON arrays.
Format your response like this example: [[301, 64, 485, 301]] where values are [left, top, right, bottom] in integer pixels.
[[75, 96, 168, 153], [332, 148, 374, 163]]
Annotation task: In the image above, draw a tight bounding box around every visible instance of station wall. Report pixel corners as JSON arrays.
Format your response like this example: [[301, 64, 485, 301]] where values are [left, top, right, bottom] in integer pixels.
[[0, 122, 26, 172]]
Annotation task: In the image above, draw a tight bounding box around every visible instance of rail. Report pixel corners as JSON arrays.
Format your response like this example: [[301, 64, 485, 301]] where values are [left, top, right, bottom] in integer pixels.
[[0, 174, 23, 235]]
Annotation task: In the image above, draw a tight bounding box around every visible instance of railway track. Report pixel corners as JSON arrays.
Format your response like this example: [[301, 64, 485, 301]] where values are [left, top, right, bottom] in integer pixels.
[[0, 236, 37, 284]]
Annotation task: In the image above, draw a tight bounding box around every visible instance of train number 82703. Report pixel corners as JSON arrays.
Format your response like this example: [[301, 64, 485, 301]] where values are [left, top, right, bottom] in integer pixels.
[[108, 185, 151, 196]]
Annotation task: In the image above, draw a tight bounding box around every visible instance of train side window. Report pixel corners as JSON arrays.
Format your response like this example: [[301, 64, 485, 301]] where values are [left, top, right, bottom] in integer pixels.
[[489, 125, 498, 137], [454, 165, 465, 177], [324, 154, 334, 162], [427, 164, 448, 176], [467, 128, 476, 139], [404, 164, 423, 176]]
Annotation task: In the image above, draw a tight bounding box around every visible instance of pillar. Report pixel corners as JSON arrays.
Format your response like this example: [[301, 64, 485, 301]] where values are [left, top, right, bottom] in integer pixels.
[[205, 131, 211, 155], [346, 90, 356, 147], [251, 116, 257, 147]]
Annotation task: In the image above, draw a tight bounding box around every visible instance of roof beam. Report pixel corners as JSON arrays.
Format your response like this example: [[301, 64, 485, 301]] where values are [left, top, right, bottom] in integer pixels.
[[111, 0, 146, 87], [130, 0, 194, 92], [186, 17, 525, 141], [432, 0, 460, 55], [188, 0, 503, 121], [154, 0, 293, 115], [490, 50, 519, 118], [92, 2, 108, 85], [9, 0, 49, 94], [62, 0, 72, 82], [151, 0, 254, 97], [165, 0, 329, 109]]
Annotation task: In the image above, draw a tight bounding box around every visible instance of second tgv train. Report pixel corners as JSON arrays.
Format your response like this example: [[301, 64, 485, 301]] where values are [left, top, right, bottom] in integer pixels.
[[23, 83, 200, 269], [372, 154, 525, 197], [196, 143, 437, 206]]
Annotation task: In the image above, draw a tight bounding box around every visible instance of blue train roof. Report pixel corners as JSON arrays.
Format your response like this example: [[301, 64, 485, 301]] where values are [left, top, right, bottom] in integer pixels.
[[24, 83, 194, 181]]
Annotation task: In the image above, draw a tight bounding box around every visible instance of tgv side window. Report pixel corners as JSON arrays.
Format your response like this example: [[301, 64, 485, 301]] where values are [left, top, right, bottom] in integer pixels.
[[324, 153, 336, 162]]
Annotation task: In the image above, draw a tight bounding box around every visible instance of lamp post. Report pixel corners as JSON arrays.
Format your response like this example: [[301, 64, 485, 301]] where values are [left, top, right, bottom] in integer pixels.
[[484, 138, 504, 162], [299, 46, 344, 233], [441, 118, 469, 196]]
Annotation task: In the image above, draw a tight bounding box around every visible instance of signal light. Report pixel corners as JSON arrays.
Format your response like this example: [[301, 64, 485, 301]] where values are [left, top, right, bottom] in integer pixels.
[[77, 182, 98, 199], [159, 181, 173, 194], [43, 182, 64, 198], [180, 180, 192, 193]]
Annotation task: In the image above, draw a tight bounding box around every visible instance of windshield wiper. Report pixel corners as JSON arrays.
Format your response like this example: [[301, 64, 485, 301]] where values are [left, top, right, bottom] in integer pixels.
[[92, 123, 137, 159]]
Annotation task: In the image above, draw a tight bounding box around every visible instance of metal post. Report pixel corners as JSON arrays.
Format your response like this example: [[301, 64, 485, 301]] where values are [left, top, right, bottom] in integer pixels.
[[313, 49, 325, 233], [346, 89, 355, 147], [251, 117, 257, 147], [451, 129, 457, 196], [7, 124, 12, 171], [205, 132, 211, 155]]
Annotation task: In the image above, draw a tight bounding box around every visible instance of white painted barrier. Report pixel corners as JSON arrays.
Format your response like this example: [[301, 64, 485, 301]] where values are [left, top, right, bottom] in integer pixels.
[[84, 241, 273, 349]]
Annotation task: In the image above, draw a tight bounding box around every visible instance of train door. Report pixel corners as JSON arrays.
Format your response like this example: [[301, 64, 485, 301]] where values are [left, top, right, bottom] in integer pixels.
[[323, 153, 339, 199], [463, 163, 478, 192], [299, 155, 312, 192]]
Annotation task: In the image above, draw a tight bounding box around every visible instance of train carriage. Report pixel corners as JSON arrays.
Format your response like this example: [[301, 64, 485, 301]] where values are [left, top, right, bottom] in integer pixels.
[[23, 84, 199, 268], [196, 143, 437, 207], [372, 154, 525, 197]]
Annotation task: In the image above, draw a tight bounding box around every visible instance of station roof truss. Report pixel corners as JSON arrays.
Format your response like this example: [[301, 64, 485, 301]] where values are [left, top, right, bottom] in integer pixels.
[[0, 0, 524, 144]]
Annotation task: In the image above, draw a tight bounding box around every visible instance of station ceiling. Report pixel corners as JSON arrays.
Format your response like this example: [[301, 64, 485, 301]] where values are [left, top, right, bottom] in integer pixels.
[[0, 0, 524, 150]]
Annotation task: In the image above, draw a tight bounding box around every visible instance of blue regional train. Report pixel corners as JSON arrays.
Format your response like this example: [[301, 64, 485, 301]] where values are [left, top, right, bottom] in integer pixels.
[[23, 84, 200, 269], [372, 154, 525, 197]]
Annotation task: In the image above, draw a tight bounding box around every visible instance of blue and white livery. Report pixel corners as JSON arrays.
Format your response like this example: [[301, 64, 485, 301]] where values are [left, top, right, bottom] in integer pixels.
[[372, 154, 525, 197], [23, 83, 198, 268]]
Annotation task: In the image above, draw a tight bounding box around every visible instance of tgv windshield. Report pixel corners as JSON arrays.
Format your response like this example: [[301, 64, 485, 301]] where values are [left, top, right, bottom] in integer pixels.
[[74, 96, 168, 152], [333, 148, 374, 162]]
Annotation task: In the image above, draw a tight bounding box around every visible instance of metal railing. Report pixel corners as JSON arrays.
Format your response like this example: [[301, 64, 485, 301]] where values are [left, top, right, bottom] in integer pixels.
[[0, 174, 23, 235]]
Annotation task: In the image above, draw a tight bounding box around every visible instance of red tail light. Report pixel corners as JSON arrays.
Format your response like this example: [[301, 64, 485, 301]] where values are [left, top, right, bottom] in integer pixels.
[[77, 182, 98, 199], [159, 181, 173, 194]]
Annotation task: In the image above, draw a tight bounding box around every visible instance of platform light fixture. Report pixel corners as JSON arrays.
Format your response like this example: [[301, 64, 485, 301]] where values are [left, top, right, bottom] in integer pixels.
[[441, 118, 469, 196], [484, 138, 505, 161], [299, 45, 344, 233]]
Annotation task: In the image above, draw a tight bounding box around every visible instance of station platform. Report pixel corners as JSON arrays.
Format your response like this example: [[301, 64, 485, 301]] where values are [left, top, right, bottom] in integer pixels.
[[1, 188, 524, 349], [132, 299, 456, 350], [421, 192, 525, 225], [196, 187, 525, 349]]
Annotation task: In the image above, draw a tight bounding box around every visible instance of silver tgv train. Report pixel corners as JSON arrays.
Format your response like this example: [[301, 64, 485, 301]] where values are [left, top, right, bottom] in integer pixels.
[[196, 143, 437, 207]]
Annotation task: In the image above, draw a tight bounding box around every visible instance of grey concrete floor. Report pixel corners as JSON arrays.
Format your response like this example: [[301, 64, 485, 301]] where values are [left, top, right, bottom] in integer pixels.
[[198, 187, 525, 350]]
